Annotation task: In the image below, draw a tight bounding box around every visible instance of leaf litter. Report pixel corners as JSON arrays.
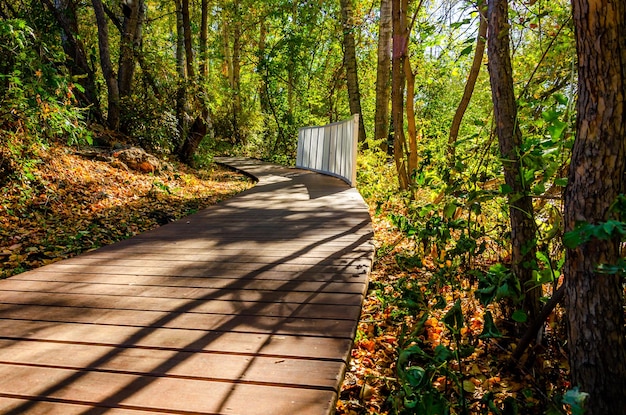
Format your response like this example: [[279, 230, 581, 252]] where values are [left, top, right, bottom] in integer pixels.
[[336, 208, 572, 415], [0, 146, 252, 278]]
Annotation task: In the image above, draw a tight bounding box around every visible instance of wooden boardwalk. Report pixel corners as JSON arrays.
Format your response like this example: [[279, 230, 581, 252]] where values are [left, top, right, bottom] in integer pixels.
[[0, 158, 374, 415]]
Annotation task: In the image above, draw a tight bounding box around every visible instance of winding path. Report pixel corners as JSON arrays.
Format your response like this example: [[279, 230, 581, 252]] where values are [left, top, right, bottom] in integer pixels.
[[0, 158, 374, 414]]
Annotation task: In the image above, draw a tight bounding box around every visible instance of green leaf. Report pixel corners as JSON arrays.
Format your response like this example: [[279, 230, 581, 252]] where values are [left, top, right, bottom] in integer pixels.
[[405, 366, 427, 387], [459, 44, 473, 57], [443, 299, 464, 331], [547, 120, 568, 139], [479, 311, 502, 338], [500, 184, 513, 195], [553, 93, 568, 105], [532, 182, 545, 195], [443, 202, 457, 219], [512, 309, 528, 323], [563, 229, 585, 249], [434, 345, 453, 362], [554, 177, 568, 187]]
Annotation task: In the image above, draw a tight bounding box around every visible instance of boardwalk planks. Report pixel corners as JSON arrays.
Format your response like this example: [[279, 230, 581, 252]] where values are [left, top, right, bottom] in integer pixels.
[[0, 158, 374, 415]]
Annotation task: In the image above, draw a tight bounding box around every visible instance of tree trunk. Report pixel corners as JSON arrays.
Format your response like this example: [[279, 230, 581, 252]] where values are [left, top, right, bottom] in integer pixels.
[[404, 57, 418, 177], [174, 0, 188, 146], [447, 4, 487, 167], [181, 0, 194, 80], [199, 0, 209, 79], [375, 0, 392, 152], [487, 0, 540, 323], [91, 0, 120, 130], [43, 0, 102, 122], [118, 0, 144, 98], [339, 0, 366, 145], [563, 0, 626, 412], [232, 8, 242, 144], [391, 0, 408, 189]]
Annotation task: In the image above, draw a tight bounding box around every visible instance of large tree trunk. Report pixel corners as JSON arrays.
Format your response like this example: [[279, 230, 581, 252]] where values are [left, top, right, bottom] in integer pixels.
[[375, 0, 392, 152], [563, 0, 626, 412], [91, 0, 120, 130], [487, 0, 540, 323], [447, 4, 487, 167], [118, 0, 144, 99], [391, 0, 408, 189], [339, 0, 366, 145]]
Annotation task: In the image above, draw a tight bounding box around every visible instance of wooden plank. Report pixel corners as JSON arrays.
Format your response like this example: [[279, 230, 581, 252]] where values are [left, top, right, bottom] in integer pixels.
[[0, 339, 346, 388], [0, 281, 365, 307], [0, 157, 373, 414], [0, 293, 362, 320], [0, 306, 358, 338], [9, 272, 367, 294], [0, 363, 337, 415]]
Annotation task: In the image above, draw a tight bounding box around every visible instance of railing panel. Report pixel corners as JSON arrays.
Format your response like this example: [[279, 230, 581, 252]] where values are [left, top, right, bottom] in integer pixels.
[[296, 115, 359, 186]]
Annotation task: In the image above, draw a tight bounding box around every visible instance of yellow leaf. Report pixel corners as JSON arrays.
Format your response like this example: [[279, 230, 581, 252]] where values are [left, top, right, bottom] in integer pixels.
[[462, 379, 476, 393]]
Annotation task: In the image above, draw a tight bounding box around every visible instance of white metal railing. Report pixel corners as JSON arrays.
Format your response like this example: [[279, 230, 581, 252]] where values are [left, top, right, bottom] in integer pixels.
[[296, 114, 359, 187]]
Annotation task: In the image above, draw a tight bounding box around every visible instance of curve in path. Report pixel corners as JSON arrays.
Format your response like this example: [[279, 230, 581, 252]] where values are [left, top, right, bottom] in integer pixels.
[[0, 157, 374, 415]]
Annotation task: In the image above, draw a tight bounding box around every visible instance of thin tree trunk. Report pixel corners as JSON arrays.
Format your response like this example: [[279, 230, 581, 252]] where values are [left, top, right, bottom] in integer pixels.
[[91, 0, 120, 130], [174, 0, 187, 146], [199, 0, 209, 79], [487, 0, 540, 323], [391, 0, 408, 189], [375, 0, 392, 152], [118, 0, 144, 98], [181, 0, 194, 80], [404, 57, 418, 177], [340, 0, 367, 145], [563, 0, 626, 412], [447, 4, 487, 167]]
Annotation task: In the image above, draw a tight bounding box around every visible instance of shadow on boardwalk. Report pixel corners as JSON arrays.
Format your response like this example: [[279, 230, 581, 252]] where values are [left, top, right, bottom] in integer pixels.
[[0, 158, 374, 415]]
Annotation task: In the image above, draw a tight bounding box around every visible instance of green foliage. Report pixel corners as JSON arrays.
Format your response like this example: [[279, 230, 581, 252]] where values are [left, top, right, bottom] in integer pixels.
[[475, 263, 522, 306], [393, 341, 452, 415], [0, 19, 91, 147], [120, 95, 179, 154]]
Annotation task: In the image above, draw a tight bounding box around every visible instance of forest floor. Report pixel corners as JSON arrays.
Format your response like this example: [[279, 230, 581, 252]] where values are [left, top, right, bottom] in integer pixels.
[[1, 146, 573, 415], [0, 145, 253, 278], [336, 210, 573, 415]]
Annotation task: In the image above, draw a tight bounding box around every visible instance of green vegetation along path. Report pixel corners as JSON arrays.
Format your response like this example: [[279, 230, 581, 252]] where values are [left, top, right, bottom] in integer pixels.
[[0, 157, 374, 415]]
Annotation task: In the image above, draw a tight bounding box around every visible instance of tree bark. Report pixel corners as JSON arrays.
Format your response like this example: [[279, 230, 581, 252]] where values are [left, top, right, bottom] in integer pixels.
[[174, 0, 188, 146], [118, 0, 144, 98], [91, 0, 120, 130], [232, 7, 242, 143], [487, 0, 540, 323], [447, 4, 487, 167], [181, 0, 194, 80], [391, 0, 408, 189], [340, 0, 367, 145], [375, 0, 392, 152], [404, 58, 418, 177], [563, 0, 626, 412], [199, 0, 209, 79]]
